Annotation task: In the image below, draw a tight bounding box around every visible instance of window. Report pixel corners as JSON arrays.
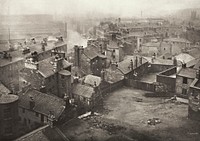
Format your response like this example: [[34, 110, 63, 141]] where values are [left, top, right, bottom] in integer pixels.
[[183, 77, 187, 84], [28, 119, 31, 124], [182, 88, 187, 95], [22, 108, 25, 113]]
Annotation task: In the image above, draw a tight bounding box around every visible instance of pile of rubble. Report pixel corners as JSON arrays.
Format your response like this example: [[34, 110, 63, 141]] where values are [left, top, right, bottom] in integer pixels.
[[84, 116, 126, 135]]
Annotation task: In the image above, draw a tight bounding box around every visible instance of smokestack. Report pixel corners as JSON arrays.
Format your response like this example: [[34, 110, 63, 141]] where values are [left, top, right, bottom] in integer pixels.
[[74, 45, 80, 67]]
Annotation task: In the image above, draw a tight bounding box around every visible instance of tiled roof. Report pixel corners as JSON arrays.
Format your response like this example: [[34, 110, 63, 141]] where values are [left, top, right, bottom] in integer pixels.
[[72, 84, 94, 98], [18, 89, 65, 120], [117, 55, 148, 74], [177, 68, 197, 79], [84, 74, 102, 87]]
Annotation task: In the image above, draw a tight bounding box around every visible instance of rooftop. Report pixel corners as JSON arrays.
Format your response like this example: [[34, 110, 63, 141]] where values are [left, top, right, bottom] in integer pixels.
[[0, 94, 19, 104], [177, 68, 197, 79], [84, 74, 102, 87], [72, 83, 94, 98], [117, 55, 148, 74], [0, 39, 66, 66], [143, 56, 174, 65], [18, 89, 65, 119], [175, 53, 195, 64], [164, 38, 191, 44], [58, 70, 71, 76]]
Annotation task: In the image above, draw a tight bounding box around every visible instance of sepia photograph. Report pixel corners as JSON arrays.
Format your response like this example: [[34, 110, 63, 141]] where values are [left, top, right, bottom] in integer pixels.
[[0, 0, 200, 140]]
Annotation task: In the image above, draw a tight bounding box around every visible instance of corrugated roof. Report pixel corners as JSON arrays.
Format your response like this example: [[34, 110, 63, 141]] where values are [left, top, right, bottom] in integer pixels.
[[84, 74, 102, 87], [18, 89, 65, 119], [72, 84, 94, 98]]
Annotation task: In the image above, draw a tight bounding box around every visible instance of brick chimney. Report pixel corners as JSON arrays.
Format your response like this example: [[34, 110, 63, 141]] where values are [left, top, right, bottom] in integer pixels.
[[53, 55, 63, 72], [29, 96, 35, 110], [130, 59, 134, 70]]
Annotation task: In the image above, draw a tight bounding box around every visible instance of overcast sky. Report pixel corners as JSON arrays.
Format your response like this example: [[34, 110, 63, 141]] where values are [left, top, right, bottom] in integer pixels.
[[1, 0, 200, 17]]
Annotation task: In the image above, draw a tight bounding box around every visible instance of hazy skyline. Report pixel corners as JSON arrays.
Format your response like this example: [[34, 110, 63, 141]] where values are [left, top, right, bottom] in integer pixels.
[[1, 0, 200, 17]]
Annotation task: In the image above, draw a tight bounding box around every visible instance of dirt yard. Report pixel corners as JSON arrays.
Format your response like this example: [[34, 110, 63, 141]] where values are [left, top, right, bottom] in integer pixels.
[[101, 87, 200, 141], [59, 87, 200, 141]]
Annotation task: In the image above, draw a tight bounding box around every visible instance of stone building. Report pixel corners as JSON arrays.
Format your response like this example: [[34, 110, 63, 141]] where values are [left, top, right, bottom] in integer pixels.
[[18, 89, 66, 129], [19, 52, 72, 98], [74, 45, 107, 76], [176, 66, 197, 98]]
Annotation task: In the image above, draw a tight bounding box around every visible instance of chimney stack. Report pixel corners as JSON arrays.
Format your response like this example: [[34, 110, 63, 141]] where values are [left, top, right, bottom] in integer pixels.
[[140, 57, 142, 65], [101, 69, 105, 81], [135, 56, 138, 68], [29, 96, 35, 110], [130, 59, 134, 70]]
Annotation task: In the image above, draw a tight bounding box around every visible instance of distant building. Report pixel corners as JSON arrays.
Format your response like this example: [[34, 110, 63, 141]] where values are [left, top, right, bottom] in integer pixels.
[[0, 94, 19, 140], [0, 42, 67, 93], [18, 89, 66, 129], [74, 45, 107, 76]]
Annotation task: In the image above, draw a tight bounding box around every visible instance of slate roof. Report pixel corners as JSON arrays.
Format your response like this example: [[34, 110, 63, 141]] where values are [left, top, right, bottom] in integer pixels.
[[72, 84, 94, 98], [18, 89, 65, 120], [186, 58, 200, 68], [143, 56, 174, 65], [117, 55, 148, 74], [83, 46, 106, 60], [84, 74, 102, 87], [175, 53, 195, 64], [164, 38, 191, 43], [177, 68, 197, 79], [0, 82, 11, 95], [142, 41, 171, 48], [37, 56, 71, 78]]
